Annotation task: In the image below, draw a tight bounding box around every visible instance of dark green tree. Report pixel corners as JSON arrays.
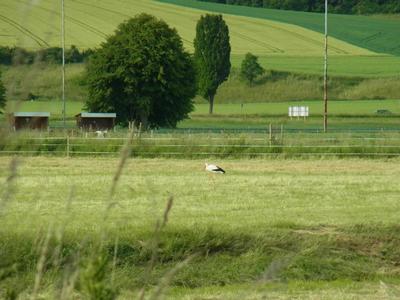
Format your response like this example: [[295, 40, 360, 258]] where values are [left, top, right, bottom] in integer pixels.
[[0, 70, 6, 114], [85, 14, 196, 128], [65, 45, 82, 63], [194, 14, 231, 114], [240, 53, 265, 86]]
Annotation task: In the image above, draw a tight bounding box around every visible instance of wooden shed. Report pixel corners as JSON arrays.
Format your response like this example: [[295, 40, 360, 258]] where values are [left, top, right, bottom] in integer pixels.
[[75, 112, 116, 130], [10, 112, 50, 130]]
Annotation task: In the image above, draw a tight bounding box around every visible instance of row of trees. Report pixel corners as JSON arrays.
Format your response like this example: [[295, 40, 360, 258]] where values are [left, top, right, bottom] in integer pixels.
[[198, 0, 400, 14], [0, 46, 94, 65], [86, 13, 232, 128]]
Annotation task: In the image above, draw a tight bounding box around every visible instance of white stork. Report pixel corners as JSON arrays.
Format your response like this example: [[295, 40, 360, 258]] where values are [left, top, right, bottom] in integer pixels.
[[205, 163, 226, 174]]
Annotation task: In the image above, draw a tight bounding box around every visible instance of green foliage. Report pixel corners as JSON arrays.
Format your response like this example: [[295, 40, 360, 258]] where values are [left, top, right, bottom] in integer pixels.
[[80, 254, 118, 300], [85, 14, 196, 128], [196, 0, 400, 14], [194, 14, 231, 114], [0, 46, 92, 65], [240, 53, 265, 86], [0, 70, 6, 113]]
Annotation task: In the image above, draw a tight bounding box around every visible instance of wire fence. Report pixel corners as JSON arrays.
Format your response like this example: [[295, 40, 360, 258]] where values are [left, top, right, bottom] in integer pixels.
[[2, 132, 400, 158]]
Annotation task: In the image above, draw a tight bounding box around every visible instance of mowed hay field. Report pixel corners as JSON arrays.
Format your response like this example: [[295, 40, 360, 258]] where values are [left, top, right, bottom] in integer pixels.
[[2, 157, 400, 229], [2, 0, 400, 77], [1, 156, 400, 298]]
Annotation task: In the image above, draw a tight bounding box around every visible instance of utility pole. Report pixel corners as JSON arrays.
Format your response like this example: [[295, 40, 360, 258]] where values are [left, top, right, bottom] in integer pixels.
[[323, 0, 328, 133], [61, 0, 66, 129]]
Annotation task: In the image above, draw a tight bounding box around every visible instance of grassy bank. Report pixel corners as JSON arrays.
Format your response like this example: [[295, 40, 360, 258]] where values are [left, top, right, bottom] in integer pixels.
[[230, 55, 400, 78], [2, 64, 400, 104], [1, 64, 87, 102], [1, 157, 400, 298], [213, 70, 400, 103]]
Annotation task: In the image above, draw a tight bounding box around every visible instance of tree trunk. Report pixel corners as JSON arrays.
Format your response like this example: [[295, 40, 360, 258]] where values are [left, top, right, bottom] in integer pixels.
[[208, 93, 215, 114], [139, 112, 148, 130]]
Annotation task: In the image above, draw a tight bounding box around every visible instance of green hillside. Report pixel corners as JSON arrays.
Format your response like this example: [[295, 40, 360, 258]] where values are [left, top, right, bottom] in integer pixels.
[[0, 0, 373, 56], [1, 0, 399, 77], [159, 0, 400, 56]]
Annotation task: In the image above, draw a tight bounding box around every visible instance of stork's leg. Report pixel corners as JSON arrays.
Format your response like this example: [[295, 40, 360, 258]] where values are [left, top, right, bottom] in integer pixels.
[[207, 173, 216, 189], [211, 173, 216, 189]]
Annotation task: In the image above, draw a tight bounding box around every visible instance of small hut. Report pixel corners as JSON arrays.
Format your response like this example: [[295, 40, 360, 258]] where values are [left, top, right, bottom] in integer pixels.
[[10, 112, 50, 130], [75, 112, 116, 130]]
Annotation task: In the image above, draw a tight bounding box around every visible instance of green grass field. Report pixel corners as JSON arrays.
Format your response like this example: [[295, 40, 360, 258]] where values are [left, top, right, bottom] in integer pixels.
[[1, 156, 400, 298], [4, 99, 400, 130], [193, 100, 400, 116], [2, 1, 400, 298], [6, 99, 400, 117]]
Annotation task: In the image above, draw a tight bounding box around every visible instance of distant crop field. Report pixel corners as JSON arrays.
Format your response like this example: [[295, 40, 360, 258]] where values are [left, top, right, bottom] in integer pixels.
[[160, 0, 400, 56], [1, 0, 399, 77], [0, 0, 376, 57]]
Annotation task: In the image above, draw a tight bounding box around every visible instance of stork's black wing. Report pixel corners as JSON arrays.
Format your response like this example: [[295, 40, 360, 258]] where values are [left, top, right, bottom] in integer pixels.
[[213, 166, 226, 173]]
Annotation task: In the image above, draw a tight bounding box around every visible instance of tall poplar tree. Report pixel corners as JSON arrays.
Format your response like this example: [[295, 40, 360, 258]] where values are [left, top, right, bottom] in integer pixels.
[[194, 14, 231, 114]]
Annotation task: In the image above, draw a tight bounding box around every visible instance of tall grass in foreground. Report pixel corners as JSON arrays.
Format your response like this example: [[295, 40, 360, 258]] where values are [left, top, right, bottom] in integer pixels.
[[2, 153, 400, 297], [0, 129, 195, 299]]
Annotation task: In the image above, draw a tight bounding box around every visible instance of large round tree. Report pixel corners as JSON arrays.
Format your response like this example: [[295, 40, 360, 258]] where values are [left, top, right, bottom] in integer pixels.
[[86, 14, 196, 128]]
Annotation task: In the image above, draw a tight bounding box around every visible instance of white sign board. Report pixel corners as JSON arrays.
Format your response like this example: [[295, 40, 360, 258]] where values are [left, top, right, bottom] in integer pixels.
[[289, 106, 309, 118]]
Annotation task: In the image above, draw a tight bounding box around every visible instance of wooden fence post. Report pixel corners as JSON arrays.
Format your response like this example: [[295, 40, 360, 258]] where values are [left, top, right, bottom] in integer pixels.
[[66, 135, 70, 157], [138, 122, 142, 139], [269, 123, 272, 147]]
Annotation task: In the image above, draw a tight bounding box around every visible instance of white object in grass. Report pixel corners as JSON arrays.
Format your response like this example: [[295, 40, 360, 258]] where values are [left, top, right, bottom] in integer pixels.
[[205, 163, 226, 174]]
